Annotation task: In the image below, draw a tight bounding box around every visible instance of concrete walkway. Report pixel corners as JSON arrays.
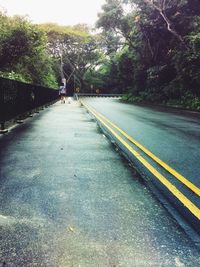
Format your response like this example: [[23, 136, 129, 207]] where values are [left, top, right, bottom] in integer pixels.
[[0, 100, 199, 267]]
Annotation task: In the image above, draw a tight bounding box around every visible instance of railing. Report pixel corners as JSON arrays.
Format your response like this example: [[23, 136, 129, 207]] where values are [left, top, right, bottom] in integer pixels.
[[74, 93, 123, 100], [0, 77, 59, 131]]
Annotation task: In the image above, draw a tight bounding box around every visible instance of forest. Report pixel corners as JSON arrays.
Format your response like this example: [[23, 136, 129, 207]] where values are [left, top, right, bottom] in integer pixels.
[[0, 0, 200, 109]]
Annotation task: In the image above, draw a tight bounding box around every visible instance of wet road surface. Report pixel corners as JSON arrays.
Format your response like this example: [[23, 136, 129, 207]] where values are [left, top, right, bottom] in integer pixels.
[[0, 100, 199, 266], [81, 98, 200, 243], [82, 98, 200, 184]]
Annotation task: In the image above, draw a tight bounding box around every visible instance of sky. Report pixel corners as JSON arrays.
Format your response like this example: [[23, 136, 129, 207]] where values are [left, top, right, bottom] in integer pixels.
[[0, 0, 106, 26]]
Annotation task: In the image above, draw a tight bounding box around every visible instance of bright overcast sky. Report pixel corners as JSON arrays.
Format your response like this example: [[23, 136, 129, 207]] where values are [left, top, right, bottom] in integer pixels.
[[0, 0, 106, 26]]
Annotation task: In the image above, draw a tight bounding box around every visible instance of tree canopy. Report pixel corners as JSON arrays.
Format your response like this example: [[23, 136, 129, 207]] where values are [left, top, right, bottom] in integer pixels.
[[0, 1, 200, 108], [39, 23, 101, 91], [94, 0, 200, 108], [0, 11, 58, 87], [0, 11, 101, 91]]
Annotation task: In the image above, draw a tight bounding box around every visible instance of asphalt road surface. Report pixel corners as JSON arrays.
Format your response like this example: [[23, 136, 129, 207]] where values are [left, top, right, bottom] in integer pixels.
[[0, 100, 199, 266], [82, 98, 200, 182], [81, 98, 200, 239]]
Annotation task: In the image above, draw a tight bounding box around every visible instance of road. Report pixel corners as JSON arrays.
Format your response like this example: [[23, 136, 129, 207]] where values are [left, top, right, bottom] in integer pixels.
[[81, 97, 200, 239], [0, 100, 199, 266]]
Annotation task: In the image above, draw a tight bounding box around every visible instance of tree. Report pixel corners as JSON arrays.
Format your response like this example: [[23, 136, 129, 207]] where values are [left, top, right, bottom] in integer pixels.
[[41, 23, 100, 91], [0, 11, 58, 87], [95, 0, 200, 107]]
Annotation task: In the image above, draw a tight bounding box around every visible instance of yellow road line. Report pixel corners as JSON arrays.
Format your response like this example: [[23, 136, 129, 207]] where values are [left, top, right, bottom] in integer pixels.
[[83, 102, 200, 197], [81, 101, 200, 220]]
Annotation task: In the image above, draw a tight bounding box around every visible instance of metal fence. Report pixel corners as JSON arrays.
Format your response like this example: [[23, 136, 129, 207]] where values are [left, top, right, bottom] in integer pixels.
[[0, 77, 59, 129], [75, 93, 123, 100]]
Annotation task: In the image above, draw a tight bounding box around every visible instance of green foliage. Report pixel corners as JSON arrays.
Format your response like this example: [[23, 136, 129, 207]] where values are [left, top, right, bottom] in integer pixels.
[[94, 0, 200, 109], [1, 1, 199, 106], [96, 0, 124, 32], [0, 11, 58, 88], [40, 23, 100, 91], [0, 70, 27, 82]]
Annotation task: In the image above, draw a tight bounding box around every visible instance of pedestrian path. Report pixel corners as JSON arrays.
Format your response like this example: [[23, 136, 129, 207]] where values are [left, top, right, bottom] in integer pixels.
[[0, 100, 199, 266]]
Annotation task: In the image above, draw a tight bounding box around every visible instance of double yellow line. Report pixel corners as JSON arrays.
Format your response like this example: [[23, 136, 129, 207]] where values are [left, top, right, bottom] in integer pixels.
[[81, 101, 200, 220]]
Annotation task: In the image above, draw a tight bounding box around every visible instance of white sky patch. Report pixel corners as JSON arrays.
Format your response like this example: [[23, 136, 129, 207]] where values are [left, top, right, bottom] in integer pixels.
[[0, 0, 106, 26]]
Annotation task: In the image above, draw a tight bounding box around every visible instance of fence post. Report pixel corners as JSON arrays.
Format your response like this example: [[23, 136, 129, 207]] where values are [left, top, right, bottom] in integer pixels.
[[0, 122, 8, 134]]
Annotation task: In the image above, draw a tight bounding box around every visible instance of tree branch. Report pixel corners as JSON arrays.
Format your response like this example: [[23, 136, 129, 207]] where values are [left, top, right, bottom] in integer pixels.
[[144, 0, 188, 48]]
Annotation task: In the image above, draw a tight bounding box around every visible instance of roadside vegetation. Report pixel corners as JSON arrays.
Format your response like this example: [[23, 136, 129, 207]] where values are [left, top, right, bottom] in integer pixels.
[[95, 0, 200, 109], [0, 0, 200, 108], [0, 12, 58, 88], [0, 12, 99, 89]]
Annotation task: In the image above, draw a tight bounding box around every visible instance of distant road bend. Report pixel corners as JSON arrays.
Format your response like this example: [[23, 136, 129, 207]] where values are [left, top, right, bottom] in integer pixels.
[[81, 97, 200, 240]]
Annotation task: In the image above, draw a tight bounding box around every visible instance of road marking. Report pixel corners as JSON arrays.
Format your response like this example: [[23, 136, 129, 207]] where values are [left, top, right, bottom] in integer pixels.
[[83, 102, 200, 197], [81, 101, 200, 220]]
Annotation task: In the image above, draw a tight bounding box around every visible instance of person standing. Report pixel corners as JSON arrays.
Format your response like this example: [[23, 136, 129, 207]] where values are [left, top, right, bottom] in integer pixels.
[[59, 83, 66, 104]]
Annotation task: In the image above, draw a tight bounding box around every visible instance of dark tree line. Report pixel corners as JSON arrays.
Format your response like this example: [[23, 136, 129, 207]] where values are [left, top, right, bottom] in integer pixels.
[[1, 1, 200, 108], [0, 12, 99, 90], [90, 0, 200, 108]]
